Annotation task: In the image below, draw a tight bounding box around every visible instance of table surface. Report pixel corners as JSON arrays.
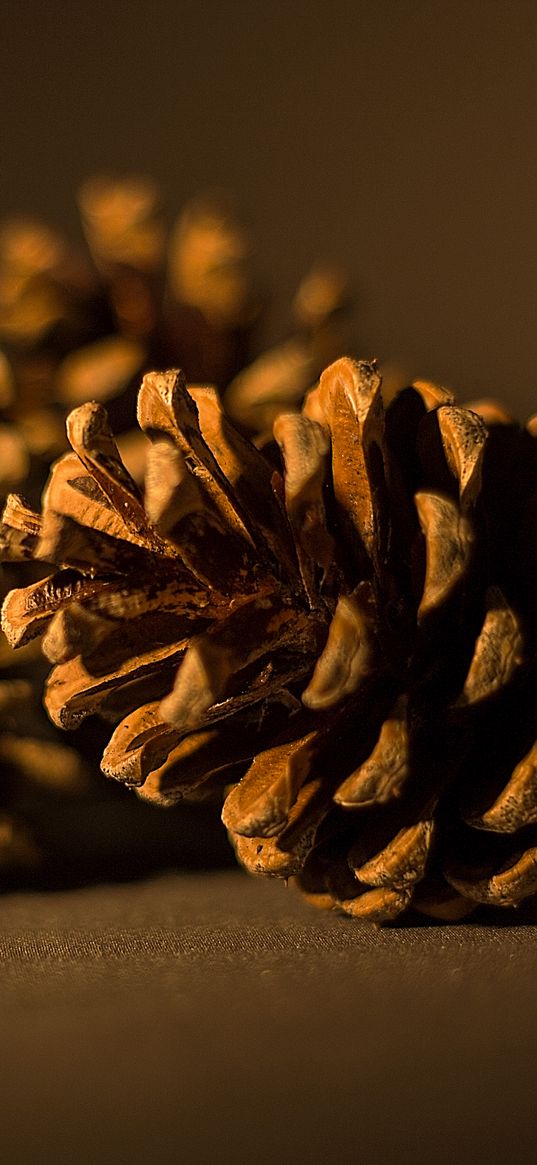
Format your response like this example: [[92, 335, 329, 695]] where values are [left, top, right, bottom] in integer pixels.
[[2, 868, 536, 1165]]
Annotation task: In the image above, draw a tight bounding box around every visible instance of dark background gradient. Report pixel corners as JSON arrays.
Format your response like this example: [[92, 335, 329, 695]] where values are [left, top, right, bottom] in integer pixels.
[[2, 0, 536, 416]]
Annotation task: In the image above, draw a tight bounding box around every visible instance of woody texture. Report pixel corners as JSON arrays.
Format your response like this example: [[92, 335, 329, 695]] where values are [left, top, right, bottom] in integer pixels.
[[2, 357, 537, 922]]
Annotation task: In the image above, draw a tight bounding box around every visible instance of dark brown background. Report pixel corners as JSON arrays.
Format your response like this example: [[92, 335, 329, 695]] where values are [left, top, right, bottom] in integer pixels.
[[1, 0, 536, 413]]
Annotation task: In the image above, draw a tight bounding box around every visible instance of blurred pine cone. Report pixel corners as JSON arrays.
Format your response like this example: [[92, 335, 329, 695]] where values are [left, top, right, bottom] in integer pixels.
[[0, 434, 90, 877], [0, 179, 349, 494], [0, 603, 88, 878], [3, 357, 537, 922]]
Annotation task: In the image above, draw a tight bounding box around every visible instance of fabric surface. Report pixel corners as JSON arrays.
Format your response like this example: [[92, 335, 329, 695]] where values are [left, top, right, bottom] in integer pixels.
[[2, 869, 537, 1165]]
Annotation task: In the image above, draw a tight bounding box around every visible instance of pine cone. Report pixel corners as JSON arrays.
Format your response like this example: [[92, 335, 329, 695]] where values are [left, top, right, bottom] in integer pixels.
[[0, 178, 349, 495], [0, 612, 88, 876], [3, 358, 537, 922], [0, 181, 253, 481], [223, 264, 351, 441], [0, 445, 90, 875]]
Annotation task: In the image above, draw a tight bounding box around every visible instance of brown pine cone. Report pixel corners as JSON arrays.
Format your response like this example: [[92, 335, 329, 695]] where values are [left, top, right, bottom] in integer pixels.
[[2, 358, 537, 922], [0, 449, 90, 875], [223, 264, 351, 441], [0, 179, 255, 478], [0, 178, 349, 496], [0, 618, 88, 876]]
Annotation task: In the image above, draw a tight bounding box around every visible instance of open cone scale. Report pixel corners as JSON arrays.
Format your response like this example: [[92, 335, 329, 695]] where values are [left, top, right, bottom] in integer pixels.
[[2, 357, 537, 922]]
